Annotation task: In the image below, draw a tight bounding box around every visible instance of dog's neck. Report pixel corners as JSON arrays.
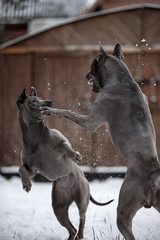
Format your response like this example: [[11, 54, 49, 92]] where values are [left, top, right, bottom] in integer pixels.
[[102, 71, 139, 97], [18, 112, 46, 151]]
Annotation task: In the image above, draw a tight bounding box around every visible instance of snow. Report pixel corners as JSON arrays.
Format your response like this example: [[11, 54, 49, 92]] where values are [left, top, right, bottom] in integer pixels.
[[0, 175, 160, 240]]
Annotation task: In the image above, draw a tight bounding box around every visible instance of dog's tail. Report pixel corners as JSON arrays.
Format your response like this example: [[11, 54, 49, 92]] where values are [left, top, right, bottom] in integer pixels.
[[90, 194, 114, 206]]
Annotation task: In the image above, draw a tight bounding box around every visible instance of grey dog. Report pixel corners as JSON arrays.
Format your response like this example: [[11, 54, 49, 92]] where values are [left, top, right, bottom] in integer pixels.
[[41, 43, 160, 240], [17, 87, 82, 192], [17, 87, 113, 240]]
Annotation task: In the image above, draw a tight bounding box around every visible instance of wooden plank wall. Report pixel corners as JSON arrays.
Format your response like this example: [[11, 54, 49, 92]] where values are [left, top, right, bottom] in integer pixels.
[[0, 51, 160, 167], [0, 50, 124, 167], [0, 54, 32, 166]]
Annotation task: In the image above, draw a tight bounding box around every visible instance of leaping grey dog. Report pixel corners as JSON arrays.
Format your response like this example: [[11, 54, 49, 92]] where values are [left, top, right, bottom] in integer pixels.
[[41, 43, 160, 240], [17, 87, 82, 192]]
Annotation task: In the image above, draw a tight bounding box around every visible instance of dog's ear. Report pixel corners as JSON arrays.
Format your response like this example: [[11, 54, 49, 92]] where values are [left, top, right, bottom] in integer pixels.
[[16, 88, 27, 108], [30, 87, 37, 96], [99, 43, 106, 56], [113, 43, 124, 60]]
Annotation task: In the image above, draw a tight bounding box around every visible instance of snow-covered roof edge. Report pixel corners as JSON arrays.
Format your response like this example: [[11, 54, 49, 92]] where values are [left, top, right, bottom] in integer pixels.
[[0, 3, 160, 50]]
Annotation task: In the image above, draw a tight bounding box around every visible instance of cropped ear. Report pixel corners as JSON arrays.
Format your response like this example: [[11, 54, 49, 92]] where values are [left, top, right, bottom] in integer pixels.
[[30, 87, 37, 96], [99, 43, 106, 56], [16, 88, 27, 108], [113, 43, 124, 60]]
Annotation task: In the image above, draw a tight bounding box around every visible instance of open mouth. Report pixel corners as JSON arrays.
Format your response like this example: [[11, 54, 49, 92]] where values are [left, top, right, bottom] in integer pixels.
[[87, 79, 93, 85]]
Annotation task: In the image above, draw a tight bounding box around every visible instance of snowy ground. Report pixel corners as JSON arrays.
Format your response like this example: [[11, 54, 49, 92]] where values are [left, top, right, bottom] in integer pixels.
[[0, 175, 159, 240]]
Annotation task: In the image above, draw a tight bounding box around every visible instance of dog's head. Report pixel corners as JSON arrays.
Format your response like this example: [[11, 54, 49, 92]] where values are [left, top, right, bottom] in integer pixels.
[[86, 43, 124, 93], [16, 87, 52, 121]]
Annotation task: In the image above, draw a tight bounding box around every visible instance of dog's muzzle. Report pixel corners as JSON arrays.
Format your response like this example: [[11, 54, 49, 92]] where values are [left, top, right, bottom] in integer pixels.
[[44, 100, 53, 107], [48, 100, 53, 107]]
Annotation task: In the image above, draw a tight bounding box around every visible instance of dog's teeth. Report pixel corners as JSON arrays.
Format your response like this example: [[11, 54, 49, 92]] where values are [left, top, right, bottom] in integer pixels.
[[88, 79, 93, 85]]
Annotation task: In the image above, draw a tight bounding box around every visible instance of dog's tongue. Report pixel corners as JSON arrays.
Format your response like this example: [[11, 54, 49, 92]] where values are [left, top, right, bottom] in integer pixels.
[[87, 79, 93, 85]]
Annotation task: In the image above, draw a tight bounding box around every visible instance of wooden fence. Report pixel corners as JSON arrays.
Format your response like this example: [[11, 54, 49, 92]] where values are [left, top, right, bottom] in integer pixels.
[[0, 49, 160, 167]]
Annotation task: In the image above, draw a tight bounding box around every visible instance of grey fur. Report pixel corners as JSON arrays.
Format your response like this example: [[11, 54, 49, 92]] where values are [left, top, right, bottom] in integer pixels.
[[17, 88, 113, 240], [41, 44, 160, 240], [17, 87, 81, 192], [52, 161, 113, 240]]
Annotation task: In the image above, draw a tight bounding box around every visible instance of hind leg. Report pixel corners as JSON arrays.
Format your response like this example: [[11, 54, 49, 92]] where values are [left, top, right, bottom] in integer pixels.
[[153, 175, 160, 213], [76, 205, 88, 240], [75, 184, 90, 239], [52, 179, 78, 240], [153, 189, 160, 213], [53, 205, 77, 240], [117, 177, 145, 240]]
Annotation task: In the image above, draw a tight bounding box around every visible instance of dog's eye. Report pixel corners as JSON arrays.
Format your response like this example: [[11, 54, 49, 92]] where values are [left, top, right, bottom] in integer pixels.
[[31, 99, 37, 104]]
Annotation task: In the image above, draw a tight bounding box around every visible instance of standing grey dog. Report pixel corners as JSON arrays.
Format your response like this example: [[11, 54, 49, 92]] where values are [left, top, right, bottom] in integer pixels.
[[41, 44, 160, 240], [17, 87, 81, 192]]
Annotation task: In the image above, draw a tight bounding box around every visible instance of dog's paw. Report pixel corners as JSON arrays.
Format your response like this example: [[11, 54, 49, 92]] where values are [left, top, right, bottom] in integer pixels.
[[74, 151, 82, 162], [22, 179, 32, 192], [74, 235, 80, 240], [39, 107, 53, 115], [68, 235, 80, 240]]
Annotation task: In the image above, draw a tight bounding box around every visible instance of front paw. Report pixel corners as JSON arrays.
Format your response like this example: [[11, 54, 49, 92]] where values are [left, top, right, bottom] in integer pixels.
[[39, 107, 53, 115], [22, 179, 32, 192], [74, 151, 82, 162]]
